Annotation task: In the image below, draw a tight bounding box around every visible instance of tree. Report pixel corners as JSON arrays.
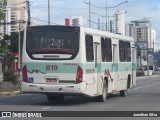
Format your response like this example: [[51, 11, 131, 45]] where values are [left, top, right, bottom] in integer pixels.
[[0, 34, 10, 47], [8, 31, 24, 53], [9, 32, 19, 52]]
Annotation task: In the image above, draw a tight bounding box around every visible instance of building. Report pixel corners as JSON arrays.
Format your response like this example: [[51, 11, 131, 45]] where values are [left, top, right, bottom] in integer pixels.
[[125, 17, 152, 47], [7, 0, 26, 32], [1, 5, 11, 35], [0, 0, 26, 35], [125, 17, 156, 68], [114, 10, 125, 35]]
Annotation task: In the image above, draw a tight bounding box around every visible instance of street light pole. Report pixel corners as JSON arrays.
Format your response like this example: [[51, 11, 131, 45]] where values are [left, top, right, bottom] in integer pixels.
[[48, 0, 50, 25], [89, 0, 91, 28], [147, 20, 152, 75]]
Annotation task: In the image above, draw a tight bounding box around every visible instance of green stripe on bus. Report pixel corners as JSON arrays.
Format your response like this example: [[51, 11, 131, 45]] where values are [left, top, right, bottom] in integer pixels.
[[22, 62, 136, 74]]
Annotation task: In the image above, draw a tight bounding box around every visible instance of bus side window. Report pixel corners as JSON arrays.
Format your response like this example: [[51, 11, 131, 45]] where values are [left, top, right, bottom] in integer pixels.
[[105, 38, 112, 62], [119, 40, 125, 62], [101, 37, 112, 62], [125, 41, 131, 62], [85, 35, 94, 62], [101, 37, 106, 62]]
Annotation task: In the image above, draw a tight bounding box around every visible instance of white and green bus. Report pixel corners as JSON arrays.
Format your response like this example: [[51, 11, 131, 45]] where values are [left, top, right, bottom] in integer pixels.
[[22, 25, 136, 102]]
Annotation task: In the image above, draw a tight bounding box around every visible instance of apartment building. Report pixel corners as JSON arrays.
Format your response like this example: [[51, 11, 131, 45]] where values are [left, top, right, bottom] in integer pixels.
[[114, 10, 125, 35], [1, 0, 26, 35], [1, 5, 11, 35], [125, 17, 156, 67]]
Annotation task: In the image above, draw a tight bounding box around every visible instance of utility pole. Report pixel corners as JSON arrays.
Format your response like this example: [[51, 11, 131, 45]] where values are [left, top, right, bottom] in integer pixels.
[[146, 20, 152, 76], [89, 0, 91, 28], [98, 18, 100, 30], [105, 0, 107, 31], [18, 21, 21, 72], [48, 0, 50, 25], [26, 0, 31, 26]]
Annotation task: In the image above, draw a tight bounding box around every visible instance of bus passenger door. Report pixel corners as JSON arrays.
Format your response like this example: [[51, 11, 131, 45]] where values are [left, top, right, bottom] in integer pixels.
[[94, 43, 101, 95], [112, 45, 118, 91], [132, 47, 136, 87]]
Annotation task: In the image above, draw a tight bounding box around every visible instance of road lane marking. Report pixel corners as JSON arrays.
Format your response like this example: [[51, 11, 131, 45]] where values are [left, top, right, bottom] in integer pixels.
[[41, 107, 52, 110], [32, 97, 43, 99], [134, 82, 160, 90]]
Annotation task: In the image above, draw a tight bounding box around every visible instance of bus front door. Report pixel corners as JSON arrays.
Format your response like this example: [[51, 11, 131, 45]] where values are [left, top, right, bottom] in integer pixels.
[[132, 47, 136, 87]]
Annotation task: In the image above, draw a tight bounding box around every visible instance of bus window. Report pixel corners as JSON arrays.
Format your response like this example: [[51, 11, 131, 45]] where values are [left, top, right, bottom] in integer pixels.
[[125, 41, 131, 62], [101, 37, 105, 62], [101, 37, 112, 62], [119, 40, 125, 62], [105, 38, 112, 62], [26, 27, 80, 60], [85, 35, 94, 62]]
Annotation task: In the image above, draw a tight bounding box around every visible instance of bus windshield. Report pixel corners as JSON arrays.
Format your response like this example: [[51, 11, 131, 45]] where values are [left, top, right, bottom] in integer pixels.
[[26, 26, 80, 60]]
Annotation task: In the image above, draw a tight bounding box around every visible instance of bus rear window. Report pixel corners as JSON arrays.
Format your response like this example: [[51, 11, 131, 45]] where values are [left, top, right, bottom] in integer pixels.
[[26, 26, 80, 60]]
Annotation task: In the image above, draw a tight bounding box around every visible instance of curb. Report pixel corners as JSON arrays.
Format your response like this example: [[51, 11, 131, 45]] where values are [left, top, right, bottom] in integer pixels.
[[0, 91, 22, 96], [137, 75, 159, 79]]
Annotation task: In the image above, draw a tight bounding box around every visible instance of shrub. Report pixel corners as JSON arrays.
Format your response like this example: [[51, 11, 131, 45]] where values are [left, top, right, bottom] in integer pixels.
[[3, 70, 19, 84]]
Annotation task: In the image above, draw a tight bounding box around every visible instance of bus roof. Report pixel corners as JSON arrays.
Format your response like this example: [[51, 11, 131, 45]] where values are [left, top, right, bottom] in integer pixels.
[[82, 27, 134, 42]]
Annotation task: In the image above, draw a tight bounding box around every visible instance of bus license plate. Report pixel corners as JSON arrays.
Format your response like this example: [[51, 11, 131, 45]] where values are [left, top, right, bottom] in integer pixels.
[[46, 78, 58, 83]]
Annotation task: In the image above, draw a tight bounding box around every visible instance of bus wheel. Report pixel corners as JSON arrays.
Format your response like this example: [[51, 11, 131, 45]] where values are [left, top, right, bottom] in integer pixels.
[[99, 81, 108, 102], [47, 94, 64, 102], [127, 75, 131, 89], [120, 90, 127, 97]]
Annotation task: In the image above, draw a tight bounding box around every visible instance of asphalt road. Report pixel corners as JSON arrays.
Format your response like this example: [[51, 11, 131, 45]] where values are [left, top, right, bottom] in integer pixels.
[[0, 75, 160, 120]]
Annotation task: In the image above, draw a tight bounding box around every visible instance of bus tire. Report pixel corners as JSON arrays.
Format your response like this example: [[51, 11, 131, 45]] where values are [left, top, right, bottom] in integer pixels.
[[47, 94, 64, 102], [127, 75, 131, 89], [120, 90, 127, 97], [99, 81, 108, 102]]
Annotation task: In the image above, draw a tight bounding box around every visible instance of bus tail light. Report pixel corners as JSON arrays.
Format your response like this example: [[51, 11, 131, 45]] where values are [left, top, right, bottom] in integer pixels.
[[22, 65, 28, 83], [75, 66, 83, 84]]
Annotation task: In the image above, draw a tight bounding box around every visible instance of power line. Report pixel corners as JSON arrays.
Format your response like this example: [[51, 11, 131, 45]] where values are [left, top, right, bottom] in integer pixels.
[[31, 17, 59, 25]]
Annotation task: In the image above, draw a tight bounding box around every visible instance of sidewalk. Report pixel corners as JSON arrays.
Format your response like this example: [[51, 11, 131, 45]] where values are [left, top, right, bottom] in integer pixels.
[[136, 70, 160, 79], [137, 74, 159, 79], [0, 81, 21, 96]]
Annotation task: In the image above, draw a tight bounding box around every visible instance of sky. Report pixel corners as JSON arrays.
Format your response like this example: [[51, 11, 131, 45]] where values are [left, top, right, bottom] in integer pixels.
[[29, 0, 160, 50]]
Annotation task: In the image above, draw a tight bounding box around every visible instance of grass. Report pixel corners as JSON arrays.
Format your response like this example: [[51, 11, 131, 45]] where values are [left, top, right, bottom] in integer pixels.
[[0, 87, 20, 92]]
